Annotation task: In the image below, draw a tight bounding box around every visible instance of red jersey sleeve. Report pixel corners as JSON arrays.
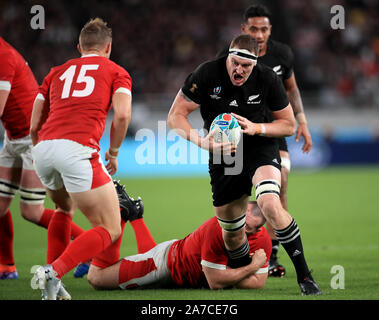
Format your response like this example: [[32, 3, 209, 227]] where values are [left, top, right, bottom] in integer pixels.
[[248, 226, 272, 272], [39, 69, 54, 104], [111, 65, 132, 96], [200, 220, 229, 270], [0, 50, 16, 89]]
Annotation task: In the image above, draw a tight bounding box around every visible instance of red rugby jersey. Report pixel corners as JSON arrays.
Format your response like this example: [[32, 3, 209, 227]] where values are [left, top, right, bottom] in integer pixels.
[[167, 216, 271, 288], [0, 37, 39, 139], [38, 54, 132, 150]]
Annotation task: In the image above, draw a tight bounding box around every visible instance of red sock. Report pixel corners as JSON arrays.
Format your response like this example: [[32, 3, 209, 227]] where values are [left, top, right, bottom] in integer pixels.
[[92, 220, 126, 268], [38, 208, 85, 239], [52, 226, 112, 278], [47, 211, 72, 264], [37, 208, 55, 228], [0, 211, 14, 266], [130, 218, 156, 253]]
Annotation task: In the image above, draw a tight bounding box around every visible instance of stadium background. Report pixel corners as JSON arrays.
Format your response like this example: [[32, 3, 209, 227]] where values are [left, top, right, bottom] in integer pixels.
[[0, 0, 378, 301]]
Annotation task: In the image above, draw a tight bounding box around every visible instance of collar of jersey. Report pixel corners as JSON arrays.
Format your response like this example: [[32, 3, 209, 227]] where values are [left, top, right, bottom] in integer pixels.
[[81, 54, 100, 58]]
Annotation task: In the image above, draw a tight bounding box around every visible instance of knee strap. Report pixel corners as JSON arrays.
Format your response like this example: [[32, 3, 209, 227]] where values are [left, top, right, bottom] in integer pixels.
[[217, 214, 246, 232], [0, 179, 19, 198], [255, 180, 281, 200], [19, 187, 46, 204]]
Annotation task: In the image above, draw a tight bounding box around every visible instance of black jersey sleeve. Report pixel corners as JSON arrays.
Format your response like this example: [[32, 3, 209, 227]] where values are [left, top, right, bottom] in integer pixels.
[[267, 72, 289, 111], [181, 65, 207, 105], [281, 44, 294, 80]]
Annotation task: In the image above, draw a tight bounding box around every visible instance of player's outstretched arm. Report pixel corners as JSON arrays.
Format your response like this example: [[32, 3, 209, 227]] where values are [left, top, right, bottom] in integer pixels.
[[105, 91, 132, 175], [202, 249, 267, 290], [30, 95, 50, 146], [284, 74, 312, 153]]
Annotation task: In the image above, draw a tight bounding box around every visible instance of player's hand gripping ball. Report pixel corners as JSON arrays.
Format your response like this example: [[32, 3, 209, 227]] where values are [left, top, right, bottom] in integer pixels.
[[210, 113, 241, 146]]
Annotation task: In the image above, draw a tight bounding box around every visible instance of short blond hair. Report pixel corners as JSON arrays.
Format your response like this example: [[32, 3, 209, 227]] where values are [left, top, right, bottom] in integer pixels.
[[79, 17, 112, 51]]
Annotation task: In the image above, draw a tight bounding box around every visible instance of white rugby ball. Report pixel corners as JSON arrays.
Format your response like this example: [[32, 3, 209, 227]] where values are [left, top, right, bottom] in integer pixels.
[[210, 113, 241, 145]]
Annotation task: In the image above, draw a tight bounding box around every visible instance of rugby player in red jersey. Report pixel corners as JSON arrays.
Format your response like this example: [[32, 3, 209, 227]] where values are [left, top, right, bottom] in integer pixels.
[[0, 37, 84, 280], [87, 201, 271, 290], [30, 18, 132, 300]]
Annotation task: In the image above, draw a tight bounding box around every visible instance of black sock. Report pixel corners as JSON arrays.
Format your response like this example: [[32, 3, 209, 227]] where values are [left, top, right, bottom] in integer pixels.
[[227, 239, 251, 268], [270, 239, 280, 260], [274, 219, 310, 282]]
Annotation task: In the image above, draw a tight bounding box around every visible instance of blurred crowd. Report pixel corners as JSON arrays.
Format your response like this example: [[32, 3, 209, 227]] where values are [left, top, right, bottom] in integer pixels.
[[1, 0, 378, 109]]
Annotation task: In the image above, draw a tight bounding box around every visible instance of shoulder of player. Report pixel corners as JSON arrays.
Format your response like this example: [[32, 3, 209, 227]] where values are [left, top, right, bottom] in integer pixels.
[[254, 62, 278, 83], [268, 39, 294, 64]]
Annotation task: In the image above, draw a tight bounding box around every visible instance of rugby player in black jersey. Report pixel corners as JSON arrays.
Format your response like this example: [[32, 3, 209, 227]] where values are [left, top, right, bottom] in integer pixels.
[[218, 4, 313, 278], [168, 34, 321, 295]]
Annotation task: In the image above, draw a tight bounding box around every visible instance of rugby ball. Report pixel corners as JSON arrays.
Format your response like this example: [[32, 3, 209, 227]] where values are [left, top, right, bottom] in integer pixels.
[[210, 113, 241, 145]]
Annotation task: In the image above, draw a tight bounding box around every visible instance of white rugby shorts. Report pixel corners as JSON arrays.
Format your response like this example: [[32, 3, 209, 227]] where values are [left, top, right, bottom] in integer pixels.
[[0, 133, 34, 170], [31, 139, 111, 193], [119, 239, 177, 289]]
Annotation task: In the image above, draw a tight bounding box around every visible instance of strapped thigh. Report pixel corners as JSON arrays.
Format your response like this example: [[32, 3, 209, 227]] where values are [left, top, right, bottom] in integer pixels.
[[255, 179, 281, 200], [217, 214, 246, 232], [19, 187, 46, 205], [0, 178, 19, 199]]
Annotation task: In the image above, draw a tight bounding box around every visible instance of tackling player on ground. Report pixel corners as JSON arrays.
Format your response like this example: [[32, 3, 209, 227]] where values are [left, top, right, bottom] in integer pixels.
[[0, 37, 85, 280], [87, 197, 271, 290]]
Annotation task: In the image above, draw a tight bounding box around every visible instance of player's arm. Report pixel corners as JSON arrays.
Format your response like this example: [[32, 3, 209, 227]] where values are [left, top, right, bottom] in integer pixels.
[[202, 249, 267, 290], [233, 272, 267, 289], [232, 104, 296, 138], [168, 90, 235, 154], [0, 90, 10, 117], [284, 74, 312, 153], [105, 90, 132, 175], [30, 94, 50, 146]]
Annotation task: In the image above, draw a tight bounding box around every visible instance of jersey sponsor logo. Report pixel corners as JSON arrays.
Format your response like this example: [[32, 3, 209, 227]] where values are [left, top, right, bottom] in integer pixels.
[[247, 94, 261, 104], [229, 100, 238, 107], [273, 65, 283, 75], [210, 86, 222, 100]]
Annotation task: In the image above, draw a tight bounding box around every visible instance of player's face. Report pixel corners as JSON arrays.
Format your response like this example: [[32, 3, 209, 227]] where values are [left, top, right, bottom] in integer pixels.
[[226, 55, 256, 86], [241, 17, 271, 54], [245, 204, 265, 235]]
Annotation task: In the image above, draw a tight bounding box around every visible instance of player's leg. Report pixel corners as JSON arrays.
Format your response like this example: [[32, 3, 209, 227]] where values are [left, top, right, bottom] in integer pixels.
[[210, 166, 252, 268], [19, 142, 84, 237], [114, 180, 155, 253], [214, 195, 251, 268], [266, 149, 290, 277], [253, 165, 321, 295], [88, 240, 175, 290], [0, 140, 22, 279]]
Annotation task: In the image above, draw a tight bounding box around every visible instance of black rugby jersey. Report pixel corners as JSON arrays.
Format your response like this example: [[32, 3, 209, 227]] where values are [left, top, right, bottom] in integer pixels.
[[181, 56, 289, 135]]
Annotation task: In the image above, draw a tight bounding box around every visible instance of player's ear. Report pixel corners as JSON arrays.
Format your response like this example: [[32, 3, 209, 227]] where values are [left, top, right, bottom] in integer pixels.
[[241, 23, 246, 33], [77, 44, 82, 55], [105, 42, 112, 54]]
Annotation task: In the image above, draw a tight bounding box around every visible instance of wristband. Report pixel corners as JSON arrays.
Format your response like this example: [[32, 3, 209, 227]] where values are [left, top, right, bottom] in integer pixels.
[[255, 123, 266, 136], [108, 152, 117, 159], [109, 147, 120, 153], [295, 112, 307, 124]]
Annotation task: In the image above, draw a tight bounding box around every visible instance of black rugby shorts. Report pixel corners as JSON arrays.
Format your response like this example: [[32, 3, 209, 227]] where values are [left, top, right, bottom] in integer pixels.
[[209, 143, 281, 207]]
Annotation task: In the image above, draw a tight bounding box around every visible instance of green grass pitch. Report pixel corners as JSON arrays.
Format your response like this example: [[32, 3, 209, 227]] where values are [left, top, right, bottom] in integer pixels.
[[1, 166, 379, 300]]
